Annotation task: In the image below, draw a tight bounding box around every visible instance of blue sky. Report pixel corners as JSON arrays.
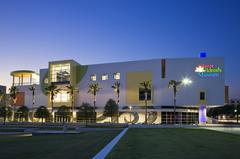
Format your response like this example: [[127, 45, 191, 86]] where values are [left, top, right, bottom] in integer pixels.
[[0, 0, 239, 98]]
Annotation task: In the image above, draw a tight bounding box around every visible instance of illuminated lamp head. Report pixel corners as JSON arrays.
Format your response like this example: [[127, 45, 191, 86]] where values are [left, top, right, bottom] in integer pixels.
[[182, 78, 192, 86]]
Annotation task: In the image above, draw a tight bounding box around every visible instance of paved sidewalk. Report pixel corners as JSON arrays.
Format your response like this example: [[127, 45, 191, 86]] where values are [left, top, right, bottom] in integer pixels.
[[202, 127, 240, 135], [93, 128, 129, 159]]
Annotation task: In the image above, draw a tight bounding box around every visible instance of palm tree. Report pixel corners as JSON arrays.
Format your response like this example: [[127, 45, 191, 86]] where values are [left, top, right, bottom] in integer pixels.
[[45, 83, 60, 121], [140, 81, 152, 124], [35, 106, 50, 124], [0, 106, 12, 125], [168, 80, 182, 124], [16, 106, 29, 123], [87, 83, 101, 115], [29, 84, 36, 121], [66, 85, 78, 121], [104, 99, 119, 124], [9, 86, 19, 121], [112, 81, 120, 123], [78, 102, 94, 126], [112, 82, 120, 104]]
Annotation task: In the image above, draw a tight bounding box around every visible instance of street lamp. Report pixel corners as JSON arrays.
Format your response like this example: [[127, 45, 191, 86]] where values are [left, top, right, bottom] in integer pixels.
[[182, 77, 192, 86], [235, 108, 239, 124]]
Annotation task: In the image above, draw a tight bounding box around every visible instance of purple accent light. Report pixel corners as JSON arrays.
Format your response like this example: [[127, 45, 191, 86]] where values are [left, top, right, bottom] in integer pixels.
[[199, 105, 207, 123]]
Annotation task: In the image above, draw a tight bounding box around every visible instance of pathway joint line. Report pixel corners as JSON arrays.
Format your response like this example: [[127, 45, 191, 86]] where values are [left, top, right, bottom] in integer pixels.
[[92, 128, 129, 159]]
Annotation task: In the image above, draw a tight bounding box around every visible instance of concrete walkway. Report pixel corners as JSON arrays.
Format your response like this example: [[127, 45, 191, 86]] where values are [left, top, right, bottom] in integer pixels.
[[0, 132, 28, 135], [32, 128, 123, 136], [92, 128, 129, 159], [202, 127, 240, 135]]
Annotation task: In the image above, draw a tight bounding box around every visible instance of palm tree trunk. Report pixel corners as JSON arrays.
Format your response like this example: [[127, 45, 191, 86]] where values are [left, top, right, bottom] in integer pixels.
[[13, 103, 15, 122], [174, 98, 176, 124], [71, 96, 73, 122], [93, 96, 96, 113], [145, 100, 147, 124], [117, 93, 120, 123], [51, 93, 54, 122], [51, 100, 53, 118], [32, 95, 34, 122], [93, 95, 96, 123], [145, 92, 148, 124], [173, 86, 177, 124]]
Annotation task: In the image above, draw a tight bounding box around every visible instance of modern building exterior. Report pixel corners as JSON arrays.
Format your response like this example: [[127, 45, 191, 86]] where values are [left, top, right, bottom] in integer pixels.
[[9, 56, 225, 124]]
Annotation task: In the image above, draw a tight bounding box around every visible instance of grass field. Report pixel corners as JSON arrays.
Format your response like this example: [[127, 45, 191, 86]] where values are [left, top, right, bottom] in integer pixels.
[[0, 130, 120, 159], [107, 128, 240, 159]]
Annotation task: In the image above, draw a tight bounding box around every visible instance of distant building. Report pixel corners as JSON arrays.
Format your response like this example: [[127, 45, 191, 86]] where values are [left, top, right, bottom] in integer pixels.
[[0, 85, 6, 105], [10, 56, 226, 124], [0, 85, 6, 93], [229, 98, 240, 105]]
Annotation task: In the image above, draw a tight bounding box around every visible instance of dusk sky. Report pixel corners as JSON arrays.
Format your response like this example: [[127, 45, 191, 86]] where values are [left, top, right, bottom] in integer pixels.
[[0, 0, 239, 98]]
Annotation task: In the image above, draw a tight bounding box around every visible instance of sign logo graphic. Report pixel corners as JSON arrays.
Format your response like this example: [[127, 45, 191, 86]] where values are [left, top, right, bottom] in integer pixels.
[[195, 64, 222, 77]]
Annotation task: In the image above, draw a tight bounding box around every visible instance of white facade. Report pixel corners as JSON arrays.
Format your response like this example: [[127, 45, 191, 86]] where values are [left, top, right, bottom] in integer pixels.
[[78, 57, 224, 107], [11, 57, 225, 124]]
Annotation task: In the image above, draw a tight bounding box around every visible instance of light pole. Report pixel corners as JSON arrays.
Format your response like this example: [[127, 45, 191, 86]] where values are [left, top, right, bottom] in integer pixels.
[[129, 106, 132, 124], [235, 108, 239, 124]]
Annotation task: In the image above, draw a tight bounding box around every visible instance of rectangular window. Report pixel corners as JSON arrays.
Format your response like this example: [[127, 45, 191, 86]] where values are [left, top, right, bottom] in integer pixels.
[[54, 90, 70, 102], [139, 88, 151, 101], [161, 59, 166, 78], [114, 72, 120, 80], [50, 63, 70, 83], [90, 74, 97, 81], [200, 91, 205, 101], [102, 74, 108, 81]]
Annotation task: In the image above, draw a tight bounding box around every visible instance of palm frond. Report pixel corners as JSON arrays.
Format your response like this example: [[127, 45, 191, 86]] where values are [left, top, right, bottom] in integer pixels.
[[88, 83, 101, 94], [140, 81, 151, 91]]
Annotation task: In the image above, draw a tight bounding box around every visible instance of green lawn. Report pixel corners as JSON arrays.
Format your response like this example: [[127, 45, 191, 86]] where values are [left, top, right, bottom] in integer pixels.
[[0, 130, 120, 159], [107, 128, 240, 159]]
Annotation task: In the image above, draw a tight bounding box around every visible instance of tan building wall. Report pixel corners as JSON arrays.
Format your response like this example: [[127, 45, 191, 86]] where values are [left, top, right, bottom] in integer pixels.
[[126, 71, 152, 106]]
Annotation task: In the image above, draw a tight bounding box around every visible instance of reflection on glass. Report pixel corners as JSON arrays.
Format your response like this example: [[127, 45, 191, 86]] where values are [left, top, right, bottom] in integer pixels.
[[51, 63, 70, 83], [54, 90, 70, 102]]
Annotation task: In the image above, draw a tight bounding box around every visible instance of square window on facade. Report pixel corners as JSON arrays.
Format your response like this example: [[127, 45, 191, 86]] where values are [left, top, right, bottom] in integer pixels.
[[90, 74, 97, 81], [114, 72, 120, 80], [139, 88, 151, 101], [200, 91, 205, 101], [102, 74, 108, 80]]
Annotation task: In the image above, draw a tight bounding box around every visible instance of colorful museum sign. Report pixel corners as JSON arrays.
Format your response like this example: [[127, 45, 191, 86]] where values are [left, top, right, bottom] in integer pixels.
[[195, 64, 222, 77]]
